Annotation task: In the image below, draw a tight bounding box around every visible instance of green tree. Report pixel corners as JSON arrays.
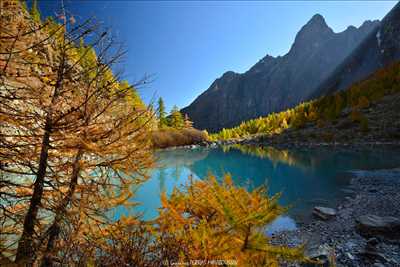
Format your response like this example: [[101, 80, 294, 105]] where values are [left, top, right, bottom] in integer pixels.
[[169, 105, 184, 128], [119, 80, 145, 108], [20, 0, 28, 12], [157, 97, 168, 128], [30, 0, 41, 23]]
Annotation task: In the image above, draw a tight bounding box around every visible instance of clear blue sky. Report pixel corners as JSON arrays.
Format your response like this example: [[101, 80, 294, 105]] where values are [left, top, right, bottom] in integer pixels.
[[38, 1, 397, 112]]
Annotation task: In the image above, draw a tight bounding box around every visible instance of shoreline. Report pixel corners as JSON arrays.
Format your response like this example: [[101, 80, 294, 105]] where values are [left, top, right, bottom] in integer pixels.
[[158, 142, 400, 266], [158, 138, 400, 151], [271, 168, 400, 267]]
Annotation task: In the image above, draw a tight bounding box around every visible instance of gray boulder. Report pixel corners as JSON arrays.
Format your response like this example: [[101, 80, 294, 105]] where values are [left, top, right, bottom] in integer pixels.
[[313, 206, 337, 220], [302, 244, 333, 267], [356, 214, 400, 239]]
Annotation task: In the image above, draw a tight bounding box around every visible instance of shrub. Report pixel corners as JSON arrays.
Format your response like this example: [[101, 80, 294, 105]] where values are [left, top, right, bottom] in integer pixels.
[[151, 128, 208, 148]]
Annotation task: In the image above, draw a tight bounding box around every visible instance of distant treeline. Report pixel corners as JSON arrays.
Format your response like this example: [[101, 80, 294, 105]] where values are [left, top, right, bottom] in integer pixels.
[[210, 62, 400, 140]]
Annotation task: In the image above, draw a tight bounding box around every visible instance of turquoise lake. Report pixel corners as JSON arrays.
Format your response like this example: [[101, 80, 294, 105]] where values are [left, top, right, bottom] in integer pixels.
[[113, 145, 400, 233]]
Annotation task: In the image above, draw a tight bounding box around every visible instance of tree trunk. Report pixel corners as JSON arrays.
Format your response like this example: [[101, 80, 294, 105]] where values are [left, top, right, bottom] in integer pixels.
[[15, 124, 52, 264], [15, 49, 65, 263], [40, 150, 83, 267]]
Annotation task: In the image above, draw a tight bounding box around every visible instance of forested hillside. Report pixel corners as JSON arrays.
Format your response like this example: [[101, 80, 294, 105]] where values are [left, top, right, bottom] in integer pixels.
[[210, 61, 400, 142]]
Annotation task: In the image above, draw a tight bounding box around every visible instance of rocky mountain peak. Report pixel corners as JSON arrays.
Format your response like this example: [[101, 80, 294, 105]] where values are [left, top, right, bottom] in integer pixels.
[[221, 71, 238, 79], [312, 2, 399, 98], [182, 13, 380, 132], [308, 14, 328, 27], [290, 14, 334, 53], [360, 20, 380, 29], [346, 25, 358, 32]]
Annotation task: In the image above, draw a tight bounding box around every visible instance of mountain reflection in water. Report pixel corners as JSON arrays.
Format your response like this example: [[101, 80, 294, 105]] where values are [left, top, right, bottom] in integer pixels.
[[113, 145, 400, 233]]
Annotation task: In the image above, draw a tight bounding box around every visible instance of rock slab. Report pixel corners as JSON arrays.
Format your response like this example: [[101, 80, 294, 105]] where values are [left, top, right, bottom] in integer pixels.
[[356, 214, 400, 239], [302, 244, 333, 267], [312, 206, 337, 220]]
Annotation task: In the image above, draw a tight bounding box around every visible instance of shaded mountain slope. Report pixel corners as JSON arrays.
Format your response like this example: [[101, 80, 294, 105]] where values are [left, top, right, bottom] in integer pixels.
[[182, 15, 379, 132], [312, 2, 400, 98], [209, 60, 400, 144]]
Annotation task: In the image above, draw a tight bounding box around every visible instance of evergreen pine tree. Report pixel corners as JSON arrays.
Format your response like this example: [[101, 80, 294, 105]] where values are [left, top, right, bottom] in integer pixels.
[[157, 97, 167, 128], [30, 0, 41, 23], [169, 105, 184, 128]]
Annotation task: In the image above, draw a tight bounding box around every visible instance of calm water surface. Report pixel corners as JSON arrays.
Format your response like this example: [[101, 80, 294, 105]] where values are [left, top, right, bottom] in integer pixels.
[[114, 145, 400, 233]]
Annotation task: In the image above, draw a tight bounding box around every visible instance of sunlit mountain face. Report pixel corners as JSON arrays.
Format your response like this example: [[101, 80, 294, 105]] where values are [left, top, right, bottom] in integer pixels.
[[182, 15, 379, 132]]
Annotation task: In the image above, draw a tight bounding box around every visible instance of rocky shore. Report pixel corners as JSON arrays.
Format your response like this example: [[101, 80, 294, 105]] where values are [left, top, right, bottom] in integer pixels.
[[271, 168, 400, 267], [163, 137, 400, 153], [203, 136, 400, 150], [161, 140, 400, 266]]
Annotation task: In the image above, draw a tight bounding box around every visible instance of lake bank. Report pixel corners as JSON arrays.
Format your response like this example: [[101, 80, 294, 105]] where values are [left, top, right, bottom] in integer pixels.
[[144, 143, 400, 266], [157, 128, 400, 151], [198, 135, 400, 149], [153, 144, 400, 266], [271, 168, 400, 267]]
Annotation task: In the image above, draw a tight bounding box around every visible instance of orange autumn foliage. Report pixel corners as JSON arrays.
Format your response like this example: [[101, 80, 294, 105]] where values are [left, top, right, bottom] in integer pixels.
[[155, 175, 305, 266]]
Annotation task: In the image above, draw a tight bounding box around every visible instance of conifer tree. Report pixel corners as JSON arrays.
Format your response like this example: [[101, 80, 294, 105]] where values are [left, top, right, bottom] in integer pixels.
[[156, 175, 305, 266], [0, 2, 306, 266], [157, 97, 167, 128], [169, 105, 184, 128], [0, 2, 152, 264], [30, 0, 41, 23]]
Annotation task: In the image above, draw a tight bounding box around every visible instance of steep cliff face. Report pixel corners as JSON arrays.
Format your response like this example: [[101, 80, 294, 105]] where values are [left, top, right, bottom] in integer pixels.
[[312, 2, 400, 98], [182, 15, 379, 132]]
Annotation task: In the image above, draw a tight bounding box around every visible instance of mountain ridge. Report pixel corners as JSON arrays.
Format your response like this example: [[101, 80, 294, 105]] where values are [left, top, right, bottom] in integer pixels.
[[182, 15, 379, 132], [311, 2, 400, 98]]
